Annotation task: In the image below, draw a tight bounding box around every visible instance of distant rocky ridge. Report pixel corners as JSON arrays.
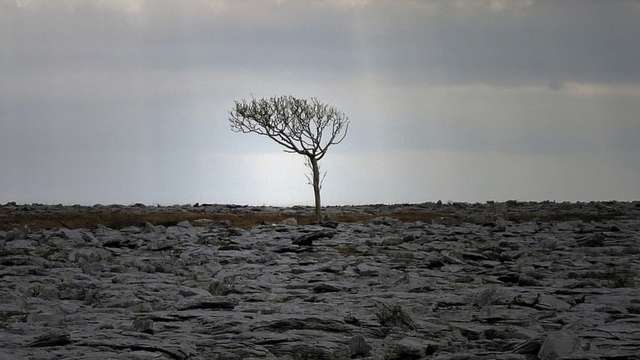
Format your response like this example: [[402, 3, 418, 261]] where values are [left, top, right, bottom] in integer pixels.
[[1, 202, 639, 359]]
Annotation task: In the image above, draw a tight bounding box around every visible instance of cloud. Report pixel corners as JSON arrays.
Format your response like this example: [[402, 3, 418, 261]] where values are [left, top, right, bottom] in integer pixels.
[[563, 82, 640, 98], [94, 0, 146, 14], [2, 0, 640, 204], [4, 0, 536, 17], [13, 0, 144, 13], [3, 0, 640, 89], [452, 0, 534, 13]]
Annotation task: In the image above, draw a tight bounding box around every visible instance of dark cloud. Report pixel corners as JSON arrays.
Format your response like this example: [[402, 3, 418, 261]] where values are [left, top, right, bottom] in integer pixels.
[[2, 0, 640, 85]]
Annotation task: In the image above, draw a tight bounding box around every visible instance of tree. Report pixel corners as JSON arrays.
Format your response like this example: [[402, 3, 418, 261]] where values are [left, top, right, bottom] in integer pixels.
[[229, 95, 349, 223]]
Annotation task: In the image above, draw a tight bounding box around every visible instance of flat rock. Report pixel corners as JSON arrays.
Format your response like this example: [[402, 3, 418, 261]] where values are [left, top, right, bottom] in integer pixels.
[[292, 229, 336, 245], [280, 217, 298, 226], [27, 331, 72, 347], [176, 296, 237, 311], [384, 337, 438, 360], [538, 331, 581, 360]]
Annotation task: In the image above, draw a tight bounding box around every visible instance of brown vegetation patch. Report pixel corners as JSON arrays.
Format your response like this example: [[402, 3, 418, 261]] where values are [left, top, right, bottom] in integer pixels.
[[1, 202, 633, 231], [0, 208, 448, 231]]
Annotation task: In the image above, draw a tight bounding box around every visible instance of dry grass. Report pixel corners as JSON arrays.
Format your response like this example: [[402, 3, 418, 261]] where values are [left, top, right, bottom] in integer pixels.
[[1, 202, 630, 231], [0, 208, 446, 231]]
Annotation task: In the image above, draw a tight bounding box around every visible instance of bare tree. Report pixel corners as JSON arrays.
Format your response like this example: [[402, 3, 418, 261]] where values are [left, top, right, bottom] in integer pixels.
[[229, 95, 349, 223]]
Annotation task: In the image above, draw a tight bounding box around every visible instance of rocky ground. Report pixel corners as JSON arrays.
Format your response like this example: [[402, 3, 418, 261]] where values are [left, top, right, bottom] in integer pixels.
[[1, 202, 639, 359]]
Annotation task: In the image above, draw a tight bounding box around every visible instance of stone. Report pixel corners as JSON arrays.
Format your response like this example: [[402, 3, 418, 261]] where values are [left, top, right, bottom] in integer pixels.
[[312, 283, 342, 293], [251, 317, 350, 333], [292, 229, 336, 246], [538, 295, 571, 311], [321, 221, 339, 229], [208, 279, 235, 296], [27, 312, 65, 326], [179, 286, 212, 298], [61, 228, 97, 243], [473, 287, 500, 308], [577, 233, 606, 247], [369, 217, 400, 226], [132, 318, 154, 334], [3, 239, 36, 254], [176, 296, 237, 311], [144, 237, 177, 251], [177, 220, 192, 228], [538, 332, 580, 360], [517, 274, 541, 287], [120, 226, 142, 234], [355, 263, 379, 276], [512, 338, 543, 354], [38, 286, 61, 300], [375, 303, 416, 330], [68, 247, 111, 262], [382, 237, 406, 246], [280, 217, 298, 226], [424, 255, 445, 269], [349, 335, 371, 358], [461, 251, 489, 261], [384, 337, 437, 360], [27, 331, 72, 347], [143, 222, 158, 233], [191, 219, 217, 227]]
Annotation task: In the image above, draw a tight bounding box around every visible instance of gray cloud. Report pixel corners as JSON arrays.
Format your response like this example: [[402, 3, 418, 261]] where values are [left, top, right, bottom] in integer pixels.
[[1, 0, 639, 204]]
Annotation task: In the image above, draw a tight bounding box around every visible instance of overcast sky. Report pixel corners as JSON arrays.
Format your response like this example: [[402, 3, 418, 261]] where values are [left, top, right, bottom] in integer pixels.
[[1, 0, 639, 205]]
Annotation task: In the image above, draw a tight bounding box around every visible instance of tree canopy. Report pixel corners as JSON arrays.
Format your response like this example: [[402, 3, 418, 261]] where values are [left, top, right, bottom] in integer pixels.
[[230, 96, 349, 160]]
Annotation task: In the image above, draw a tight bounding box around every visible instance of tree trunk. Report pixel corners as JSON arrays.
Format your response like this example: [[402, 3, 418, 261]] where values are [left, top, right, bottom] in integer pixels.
[[310, 157, 322, 224]]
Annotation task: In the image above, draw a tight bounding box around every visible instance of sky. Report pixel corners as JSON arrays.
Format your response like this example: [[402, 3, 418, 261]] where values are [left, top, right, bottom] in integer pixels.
[[1, 0, 639, 205]]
